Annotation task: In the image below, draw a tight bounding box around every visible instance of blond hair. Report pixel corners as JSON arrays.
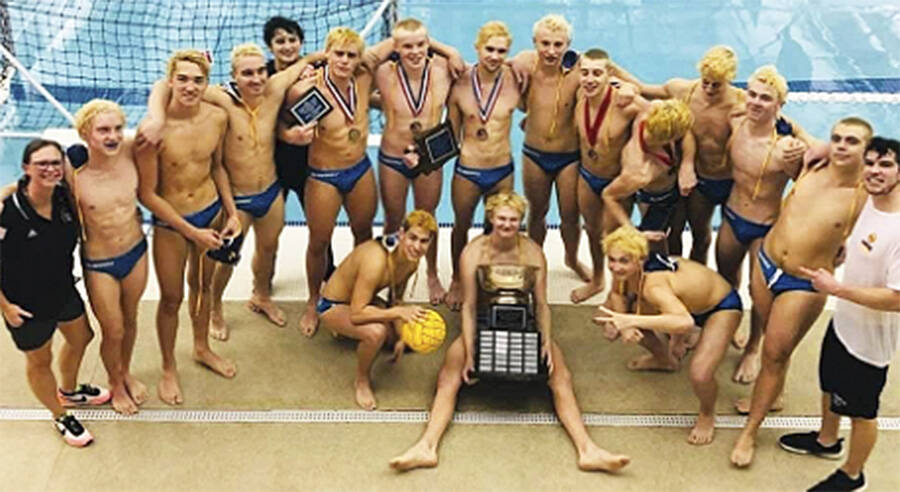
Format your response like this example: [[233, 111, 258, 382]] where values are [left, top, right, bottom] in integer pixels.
[[644, 99, 694, 144], [166, 49, 210, 79], [73, 99, 126, 138], [485, 191, 528, 222], [230, 42, 265, 73], [602, 226, 649, 260], [402, 209, 438, 238], [697, 45, 737, 82], [532, 14, 572, 41], [749, 65, 788, 103], [475, 21, 512, 49], [325, 26, 365, 54], [392, 17, 425, 37]]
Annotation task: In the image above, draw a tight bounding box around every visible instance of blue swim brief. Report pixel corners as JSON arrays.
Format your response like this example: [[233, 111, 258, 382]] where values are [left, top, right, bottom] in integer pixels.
[[692, 289, 743, 327], [82, 237, 148, 281], [696, 176, 734, 206], [577, 165, 613, 195], [378, 150, 417, 180], [308, 154, 372, 194], [722, 205, 772, 246], [523, 144, 579, 175], [454, 160, 514, 193], [757, 247, 816, 296], [234, 181, 281, 219], [316, 297, 347, 315], [152, 199, 222, 231]]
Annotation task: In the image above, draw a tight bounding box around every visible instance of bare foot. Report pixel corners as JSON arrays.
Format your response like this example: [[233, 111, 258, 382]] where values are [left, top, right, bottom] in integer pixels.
[[734, 395, 784, 415], [355, 378, 377, 411], [209, 306, 229, 341], [565, 256, 592, 282], [445, 280, 463, 311], [627, 353, 678, 372], [688, 414, 715, 445], [427, 274, 446, 305], [731, 325, 748, 350], [732, 350, 761, 384], [110, 384, 137, 415], [730, 433, 756, 468], [389, 440, 438, 472], [124, 373, 149, 405], [577, 444, 631, 472], [157, 371, 184, 405], [299, 302, 319, 337], [570, 280, 605, 304], [193, 348, 237, 378], [670, 330, 700, 360], [248, 295, 286, 327]]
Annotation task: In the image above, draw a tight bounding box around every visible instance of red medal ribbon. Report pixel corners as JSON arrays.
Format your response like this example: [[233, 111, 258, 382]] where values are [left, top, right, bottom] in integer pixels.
[[639, 121, 674, 167], [584, 86, 612, 147]]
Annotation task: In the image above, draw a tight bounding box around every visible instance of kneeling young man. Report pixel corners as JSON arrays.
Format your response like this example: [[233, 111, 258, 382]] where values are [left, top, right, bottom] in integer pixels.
[[594, 225, 743, 444], [317, 210, 437, 410], [390, 191, 630, 472]]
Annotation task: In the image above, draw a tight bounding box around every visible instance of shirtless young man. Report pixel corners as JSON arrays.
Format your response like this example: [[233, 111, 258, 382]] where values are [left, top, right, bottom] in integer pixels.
[[145, 44, 315, 340], [716, 66, 813, 384], [317, 210, 437, 410], [638, 46, 745, 263], [136, 50, 242, 405], [367, 18, 459, 305], [444, 21, 522, 310], [730, 116, 873, 468], [69, 100, 148, 415], [778, 136, 900, 492], [389, 191, 630, 473], [602, 100, 696, 252], [284, 27, 378, 337], [594, 226, 743, 445], [570, 49, 645, 304], [508, 14, 589, 282]]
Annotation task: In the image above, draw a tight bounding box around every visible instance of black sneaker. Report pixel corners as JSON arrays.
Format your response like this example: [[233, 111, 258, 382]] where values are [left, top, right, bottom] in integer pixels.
[[778, 431, 844, 459], [54, 414, 93, 447], [808, 469, 866, 491]]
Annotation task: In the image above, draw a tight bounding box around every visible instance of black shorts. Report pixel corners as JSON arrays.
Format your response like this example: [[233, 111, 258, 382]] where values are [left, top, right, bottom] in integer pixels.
[[4, 288, 85, 352], [819, 320, 889, 419]]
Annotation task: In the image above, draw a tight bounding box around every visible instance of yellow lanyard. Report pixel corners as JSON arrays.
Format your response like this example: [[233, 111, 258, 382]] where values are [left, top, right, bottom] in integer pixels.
[[530, 57, 566, 138]]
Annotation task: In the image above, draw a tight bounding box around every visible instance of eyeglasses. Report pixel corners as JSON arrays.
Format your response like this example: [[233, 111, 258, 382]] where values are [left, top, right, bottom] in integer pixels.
[[29, 160, 63, 168]]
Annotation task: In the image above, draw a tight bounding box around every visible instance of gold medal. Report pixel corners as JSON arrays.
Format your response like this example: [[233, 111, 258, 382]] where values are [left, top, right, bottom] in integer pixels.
[[476, 128, 489, 141], [588, 149, 598, 160], [410, 121, 423, 134], [349, 128, 361, 142]]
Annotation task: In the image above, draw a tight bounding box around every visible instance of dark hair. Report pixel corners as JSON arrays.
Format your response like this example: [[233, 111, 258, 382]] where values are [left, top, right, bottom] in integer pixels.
[[22, 138, 64, 165], [866, 136, 900, 165], [263, 16, 304, 47]]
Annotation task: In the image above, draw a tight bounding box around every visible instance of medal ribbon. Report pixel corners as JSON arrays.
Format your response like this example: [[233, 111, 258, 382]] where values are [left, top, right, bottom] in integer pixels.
[[639, 121, 674, 167], [397, 59, 430, 117], [584, 86, 612, 147], [324, 65, 357, 123], [472, 64, 503, 124]]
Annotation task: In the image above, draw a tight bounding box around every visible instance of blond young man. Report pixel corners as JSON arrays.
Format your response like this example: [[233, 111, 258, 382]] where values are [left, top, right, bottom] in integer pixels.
[[717, 66, 815, 384], [390, 192, 630, 473], [136, 50, 241, 405], [570, 48, 645, 304], [508, 14, 589, 282], [69, 100, 148, 415], [638, 45, 746, 262], [284, 27, 378, 337], [365, 18, 461, 305], [730, 117, 873, 468], [317, 210, 437, 410], [595, 226, 742, 445], [444, 21, 522, 310]]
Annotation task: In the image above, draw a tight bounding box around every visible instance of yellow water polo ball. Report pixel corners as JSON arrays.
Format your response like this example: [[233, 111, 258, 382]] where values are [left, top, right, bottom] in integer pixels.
[[401, 309, 447, 354]]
